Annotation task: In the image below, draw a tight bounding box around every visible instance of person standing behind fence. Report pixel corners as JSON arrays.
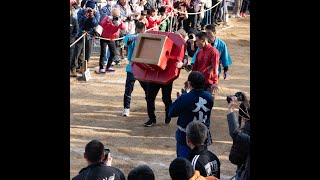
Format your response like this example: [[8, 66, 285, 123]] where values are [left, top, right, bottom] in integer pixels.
[[70, 5, 79, 63], [96, 8, 126, 74], [147, 8, 161, 30], [239, 0, 249, 17], [100, 0, 117, 21], [70, 0, 100, 77], [231, 0, 243, 18]]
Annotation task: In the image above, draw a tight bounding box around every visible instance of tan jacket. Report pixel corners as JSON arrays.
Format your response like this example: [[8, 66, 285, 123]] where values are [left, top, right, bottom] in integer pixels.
[[189, 170, 219, 180]]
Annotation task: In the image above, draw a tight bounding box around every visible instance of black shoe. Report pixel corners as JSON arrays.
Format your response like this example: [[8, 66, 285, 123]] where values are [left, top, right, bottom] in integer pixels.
[[144, 119, 156, 127]]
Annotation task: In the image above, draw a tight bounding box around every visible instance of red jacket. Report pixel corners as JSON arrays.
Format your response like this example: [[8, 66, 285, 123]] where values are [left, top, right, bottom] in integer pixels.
[[192, 43, 220, 85], [147, 16, 161, 30], [100, 16, 126, 40]]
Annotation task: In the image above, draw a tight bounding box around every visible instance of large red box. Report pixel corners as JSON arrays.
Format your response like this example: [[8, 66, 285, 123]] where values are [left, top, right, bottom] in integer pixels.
[[131, 31, 186, 84], [132, 33, 173, 70]]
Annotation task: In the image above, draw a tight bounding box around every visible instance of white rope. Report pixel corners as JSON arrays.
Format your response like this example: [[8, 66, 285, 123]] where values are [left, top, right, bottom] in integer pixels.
[[164, 1, 222, 15], [71, 2, 222, 45], [97, 36, 125, 41], [70, 32, 87, 47]]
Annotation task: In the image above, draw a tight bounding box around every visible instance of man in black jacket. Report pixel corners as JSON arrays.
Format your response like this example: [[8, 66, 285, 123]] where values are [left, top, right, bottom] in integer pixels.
[[72, 140, 125, 180], [186, 121, 220, 178], [70, 5, 79, 62], [227, 96, 250, 180]]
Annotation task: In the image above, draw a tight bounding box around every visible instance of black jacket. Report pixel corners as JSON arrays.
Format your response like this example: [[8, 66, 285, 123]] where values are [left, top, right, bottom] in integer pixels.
[[72, 162, 125, 180], [188, 145, 221, 178], [227, 112, 250, 180], [70, 16, 79, 39]]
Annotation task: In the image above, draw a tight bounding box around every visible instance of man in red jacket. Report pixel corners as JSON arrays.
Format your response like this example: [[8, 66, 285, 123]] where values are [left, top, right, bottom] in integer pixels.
[[96, 8, 126, 73], [192, 32, 219, 95]]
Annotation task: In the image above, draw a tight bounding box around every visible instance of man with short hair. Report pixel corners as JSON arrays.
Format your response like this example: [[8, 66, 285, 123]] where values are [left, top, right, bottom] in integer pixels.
[[186, 121, 221, 178], [192, 32, 219, 94], [191, 24, 232, 80], [122, 22, 148, 117], [72, 140, 125, 180], [167, 71, 214, 158]]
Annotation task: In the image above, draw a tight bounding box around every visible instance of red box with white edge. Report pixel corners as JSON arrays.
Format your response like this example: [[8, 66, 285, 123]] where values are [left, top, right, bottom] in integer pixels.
[[131, 31, 186, 84]]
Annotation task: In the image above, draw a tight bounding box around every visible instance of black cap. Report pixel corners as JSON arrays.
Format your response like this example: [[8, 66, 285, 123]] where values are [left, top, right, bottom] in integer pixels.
[[128, 165, 155, 180], [169, 158, 194, 180]]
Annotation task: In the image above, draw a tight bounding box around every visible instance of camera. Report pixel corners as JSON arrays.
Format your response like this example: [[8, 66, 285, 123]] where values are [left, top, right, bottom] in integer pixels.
[[86, 7, 93, 13], [113, 16, 119, 21], [226, 92, 244, 103], [188, 34, 194, 40]]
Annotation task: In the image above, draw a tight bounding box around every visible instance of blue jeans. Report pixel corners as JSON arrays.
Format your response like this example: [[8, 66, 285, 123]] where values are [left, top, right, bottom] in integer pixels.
[[176, 142, 191, 158], [176, 129, 191, 158], [123, 72, 148, 109], [103, 48, 110, 65]]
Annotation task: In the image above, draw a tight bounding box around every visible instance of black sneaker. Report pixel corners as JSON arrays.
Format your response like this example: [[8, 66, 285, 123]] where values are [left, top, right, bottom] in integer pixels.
[[144, 119, 156, 127]]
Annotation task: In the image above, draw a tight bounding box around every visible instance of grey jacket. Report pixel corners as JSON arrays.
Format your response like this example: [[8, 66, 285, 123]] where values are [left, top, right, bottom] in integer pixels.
[[227, 112, 250, 180]]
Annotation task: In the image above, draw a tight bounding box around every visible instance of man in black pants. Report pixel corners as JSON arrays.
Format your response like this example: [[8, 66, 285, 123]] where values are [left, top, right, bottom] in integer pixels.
[[144, 82, 173, 127], [70, 1, 100, 77]]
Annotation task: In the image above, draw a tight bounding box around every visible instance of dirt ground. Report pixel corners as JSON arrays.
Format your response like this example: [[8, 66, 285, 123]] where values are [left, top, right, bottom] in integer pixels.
[[70, 15, 250, 180]]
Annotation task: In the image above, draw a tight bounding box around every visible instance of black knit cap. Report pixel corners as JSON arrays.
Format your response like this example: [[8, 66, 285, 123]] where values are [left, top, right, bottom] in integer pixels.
[[169, 158, 194, 180], [128, 165, 155, 180]]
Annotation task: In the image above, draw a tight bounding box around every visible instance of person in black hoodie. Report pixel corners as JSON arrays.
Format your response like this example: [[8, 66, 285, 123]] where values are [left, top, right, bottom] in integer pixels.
[[70, 5, 79, 62], [227, 95, 250, 180], [72, 140, 125, 180], [186, 121, 220, 178]]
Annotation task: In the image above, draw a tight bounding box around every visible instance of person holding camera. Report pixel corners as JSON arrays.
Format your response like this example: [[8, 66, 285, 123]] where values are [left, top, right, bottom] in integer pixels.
[[72, 140, 125, 180], [227, 93, 250, 180], [167, 71, 214, 158], [186, 31, 198, 58], [191, 24, 232, 79], [96, 8, 126, 73], [186, 121, 220, 178], [191, 32, 220, 95], [70, 0, 100, 77]]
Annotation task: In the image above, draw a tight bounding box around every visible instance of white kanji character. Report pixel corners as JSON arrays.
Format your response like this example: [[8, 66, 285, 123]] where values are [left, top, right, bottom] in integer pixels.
[[193, 111, 208, 123], [192, 97, 210, 112]]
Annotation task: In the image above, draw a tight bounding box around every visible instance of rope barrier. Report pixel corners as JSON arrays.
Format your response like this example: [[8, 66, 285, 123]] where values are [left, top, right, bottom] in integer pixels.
[[70, 32, 87, 47], [70, 2, 223, 46]]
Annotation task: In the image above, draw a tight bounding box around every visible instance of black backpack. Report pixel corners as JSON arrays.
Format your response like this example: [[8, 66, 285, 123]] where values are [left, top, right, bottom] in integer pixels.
[[229, 122, 250, 166], [229, 140, 249, 166]]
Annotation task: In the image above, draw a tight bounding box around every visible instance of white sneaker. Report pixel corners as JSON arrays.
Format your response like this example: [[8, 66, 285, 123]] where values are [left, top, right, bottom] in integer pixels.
[[122, 108, 130, 117]]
